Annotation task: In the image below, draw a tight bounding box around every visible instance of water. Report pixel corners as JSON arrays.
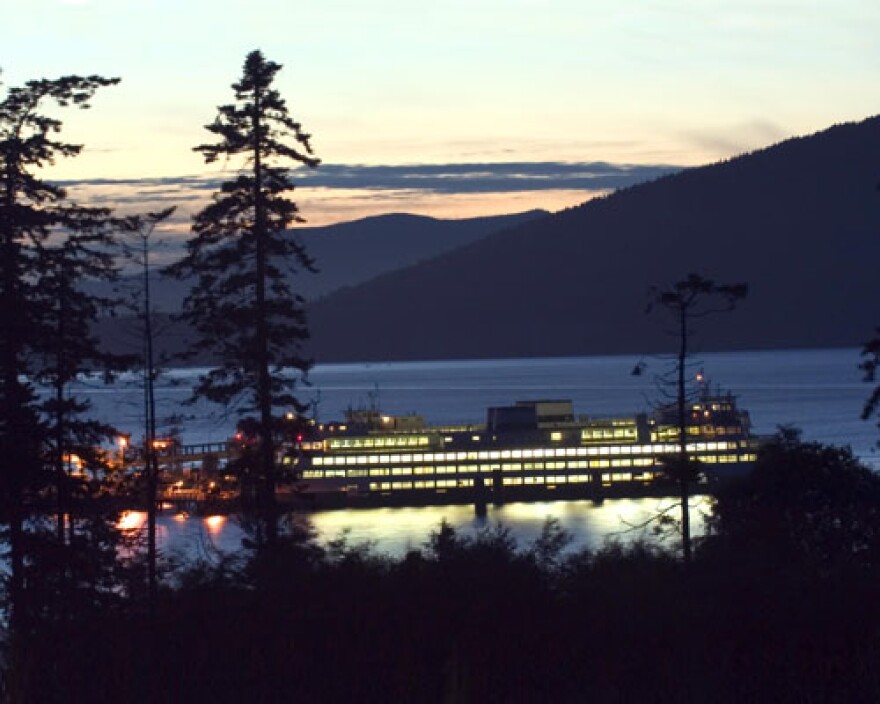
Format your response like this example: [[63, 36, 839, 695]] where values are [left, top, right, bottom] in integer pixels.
[[84, 347, 877, 557]]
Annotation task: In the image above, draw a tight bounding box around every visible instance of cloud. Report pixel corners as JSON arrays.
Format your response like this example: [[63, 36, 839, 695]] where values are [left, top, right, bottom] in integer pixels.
[[55, 160, 685, 233], [296, 161, 682, 193], [679, 120, 788, 160], [58, 160, 682, 197]]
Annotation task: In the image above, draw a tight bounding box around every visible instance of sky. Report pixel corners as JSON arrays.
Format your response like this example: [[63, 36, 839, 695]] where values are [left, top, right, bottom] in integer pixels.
[[3, 0, 880, 228]]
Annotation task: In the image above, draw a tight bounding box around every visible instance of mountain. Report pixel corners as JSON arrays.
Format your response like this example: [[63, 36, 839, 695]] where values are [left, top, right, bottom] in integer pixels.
[[94, 209, 549, 360], [307, 116, 880, 362], [109, 210, 549, 312]]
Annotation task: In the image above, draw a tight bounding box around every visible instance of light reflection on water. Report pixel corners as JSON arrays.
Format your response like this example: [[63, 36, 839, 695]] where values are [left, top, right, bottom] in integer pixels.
[[119, 497, 710, 562]]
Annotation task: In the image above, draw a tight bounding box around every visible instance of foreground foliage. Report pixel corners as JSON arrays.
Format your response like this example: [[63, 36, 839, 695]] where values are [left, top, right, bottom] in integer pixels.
[[8, 433, 880, 702]]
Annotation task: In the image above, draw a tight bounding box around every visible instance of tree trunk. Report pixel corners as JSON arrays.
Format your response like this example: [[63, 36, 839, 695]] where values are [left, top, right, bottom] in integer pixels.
[[678, 306, 692, 564], [252, 87, 278, 548]]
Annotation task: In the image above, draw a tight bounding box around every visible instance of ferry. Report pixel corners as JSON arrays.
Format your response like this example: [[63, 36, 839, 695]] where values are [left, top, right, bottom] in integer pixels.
[[282, 388, 761, 508]]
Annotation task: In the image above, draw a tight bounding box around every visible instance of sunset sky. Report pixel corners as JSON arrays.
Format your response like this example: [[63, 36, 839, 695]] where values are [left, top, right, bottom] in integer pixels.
[[4, 0, 879, 227]]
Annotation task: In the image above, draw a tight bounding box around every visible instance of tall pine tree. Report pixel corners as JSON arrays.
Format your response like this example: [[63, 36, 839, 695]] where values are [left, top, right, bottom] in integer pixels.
[[166, 51, 319, 547], [648, 273, 747, 563], [0, 72, 123, 698]]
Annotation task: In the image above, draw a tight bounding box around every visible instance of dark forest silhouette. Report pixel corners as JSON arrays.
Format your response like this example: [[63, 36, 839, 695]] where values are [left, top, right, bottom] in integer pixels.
[[16, 432, 880, 702]]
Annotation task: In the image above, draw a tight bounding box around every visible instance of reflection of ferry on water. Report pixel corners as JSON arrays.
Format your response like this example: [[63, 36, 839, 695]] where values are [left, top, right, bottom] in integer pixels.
[[283, 387, 762, 507]]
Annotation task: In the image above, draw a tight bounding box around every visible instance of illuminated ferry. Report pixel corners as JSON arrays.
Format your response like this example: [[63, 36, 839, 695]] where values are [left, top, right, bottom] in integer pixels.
[[283, 389, 761, 507]]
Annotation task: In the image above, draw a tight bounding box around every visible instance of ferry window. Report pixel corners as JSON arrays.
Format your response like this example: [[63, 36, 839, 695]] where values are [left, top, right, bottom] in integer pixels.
[[512, 450, 523, 459], [501, 450, 512, 459], [550, 431, 562, 441], [313, 458, 324, 466]]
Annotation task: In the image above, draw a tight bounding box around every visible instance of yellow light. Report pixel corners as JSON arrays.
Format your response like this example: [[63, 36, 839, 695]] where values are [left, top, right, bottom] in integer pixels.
[[117, 510, 146, 532], [204, 515, 226, 534], [285, 412, 294, 420], [118, 436, 128, 449]]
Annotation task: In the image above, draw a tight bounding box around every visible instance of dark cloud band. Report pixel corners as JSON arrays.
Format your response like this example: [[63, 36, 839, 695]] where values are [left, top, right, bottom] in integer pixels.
[[57, 160, 682, 196]]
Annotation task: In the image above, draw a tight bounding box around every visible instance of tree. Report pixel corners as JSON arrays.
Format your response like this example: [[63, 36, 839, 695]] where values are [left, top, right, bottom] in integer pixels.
[[122, 207, 176, 622], [0, 71, 121, 699], [706, 428, 880, 571], [648, 273, 747, 563], [859, 332, 880, 432], [33, 225, 130, 544], [166, 51, 320, 547]]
